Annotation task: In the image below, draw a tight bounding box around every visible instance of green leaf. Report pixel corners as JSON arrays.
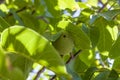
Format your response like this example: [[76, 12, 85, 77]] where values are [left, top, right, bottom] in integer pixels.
[[79, 50, 95, 66], [19, 12, 45, 34], [9, 9, 24, 25], [44, 0, 61, 17], [1, 26, 70, 79], [66, 23, 91, 49], [100, 9, 120, 21], [83, 67, 98, 80], [97, 26, 113, 52], [0, 16, 10, 32], [58, 0, 79, 10], [90, 26, 100, 48], [8, 68, 25, 80], [74, 56, 88, 74], [108, 70, 119, 80], [109, 35, 120, 58], [86, 0, 98, 7], [94, 70, 110, 80], [112, 57, 120, 72], [94, 17, 113, 52], [7, 53, 33, 78], [0, 45, 8, 79]]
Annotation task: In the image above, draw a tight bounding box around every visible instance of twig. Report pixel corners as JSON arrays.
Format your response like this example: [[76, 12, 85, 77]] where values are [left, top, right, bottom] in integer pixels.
[[50, 75, 56, 80], [108, 2, 116, 10], [50, 50, 82, 80], [98, 0, 104, 5], [33, 66, 46, 80], [97, 1, 109, 13], [7, 6, 27, 17], [37, 16, 49, 24], [66, 50, 82, 64]]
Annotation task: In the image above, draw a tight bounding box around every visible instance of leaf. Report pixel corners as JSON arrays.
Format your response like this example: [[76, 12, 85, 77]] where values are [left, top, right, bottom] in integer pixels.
[[94, 70, 110, 80], [44, 0, 61, 17], [58, 0, 79, 11], [94, 69, 118, 80], [99, 9, 120, 21], [0, 45, 8, 78], [87, 0, 98, 7], [108, 70, 119, 80], [66, 23, 91, 49], [19, 12, 45, 34], [8, 68, 25, 80], [9, 9, 24, 25], [7, 53, 33, 78], [97, 26, 113, 52], [90, 26, 100, 48], [79, 50, 95, 66], [1, 26, 70, 79], [44, 0, 79, 17], [94, 17, 113, 52], [109, 35, 120, 58], [83, 67, 98, 80], [74, 56, 88, 74], [112, 57, 120, 72], [0, 16, 10, 32]]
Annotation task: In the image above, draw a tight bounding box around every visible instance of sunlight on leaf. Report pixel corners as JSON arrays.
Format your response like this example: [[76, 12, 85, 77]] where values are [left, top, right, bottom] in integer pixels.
[[1, 25, 70, 79]]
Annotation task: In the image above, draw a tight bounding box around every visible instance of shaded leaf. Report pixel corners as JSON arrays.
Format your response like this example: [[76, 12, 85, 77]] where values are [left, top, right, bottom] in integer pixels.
[[94, 17, 113, 52], [66, 23, 91, 49], [90, 26, 100, 48], [0, 16, 10, 32], [100, 9, 120, 21], [112, 57, 120, 72], [94, 70, 110, 80], [109, 35, 120, 58], [83, 67, 98, 80], [0, 45, 8, 79]]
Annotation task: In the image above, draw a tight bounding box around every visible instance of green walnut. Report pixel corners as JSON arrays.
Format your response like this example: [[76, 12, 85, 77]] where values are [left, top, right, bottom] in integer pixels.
[[53, 31, 74, 55]]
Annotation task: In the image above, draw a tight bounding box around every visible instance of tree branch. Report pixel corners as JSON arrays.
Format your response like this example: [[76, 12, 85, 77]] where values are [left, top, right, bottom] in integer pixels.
[[98, 0, 104, 5], [7, 6, 27, 17], [66, 50, 82, 64], [37, 16, 49, 24], [33, 66, 46, 80], [97, 1, 109, 13]]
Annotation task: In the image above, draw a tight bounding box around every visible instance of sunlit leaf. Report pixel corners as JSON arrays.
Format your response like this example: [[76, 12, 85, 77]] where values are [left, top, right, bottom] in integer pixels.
[[79, 50, 95, 66], [58, 0, 79, 11], [1, 26, 70, 79], [86, 0, 98, 7]]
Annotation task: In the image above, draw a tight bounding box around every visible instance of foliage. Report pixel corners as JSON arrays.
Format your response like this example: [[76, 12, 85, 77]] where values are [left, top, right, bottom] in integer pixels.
[[0, 0, 120, 80]]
